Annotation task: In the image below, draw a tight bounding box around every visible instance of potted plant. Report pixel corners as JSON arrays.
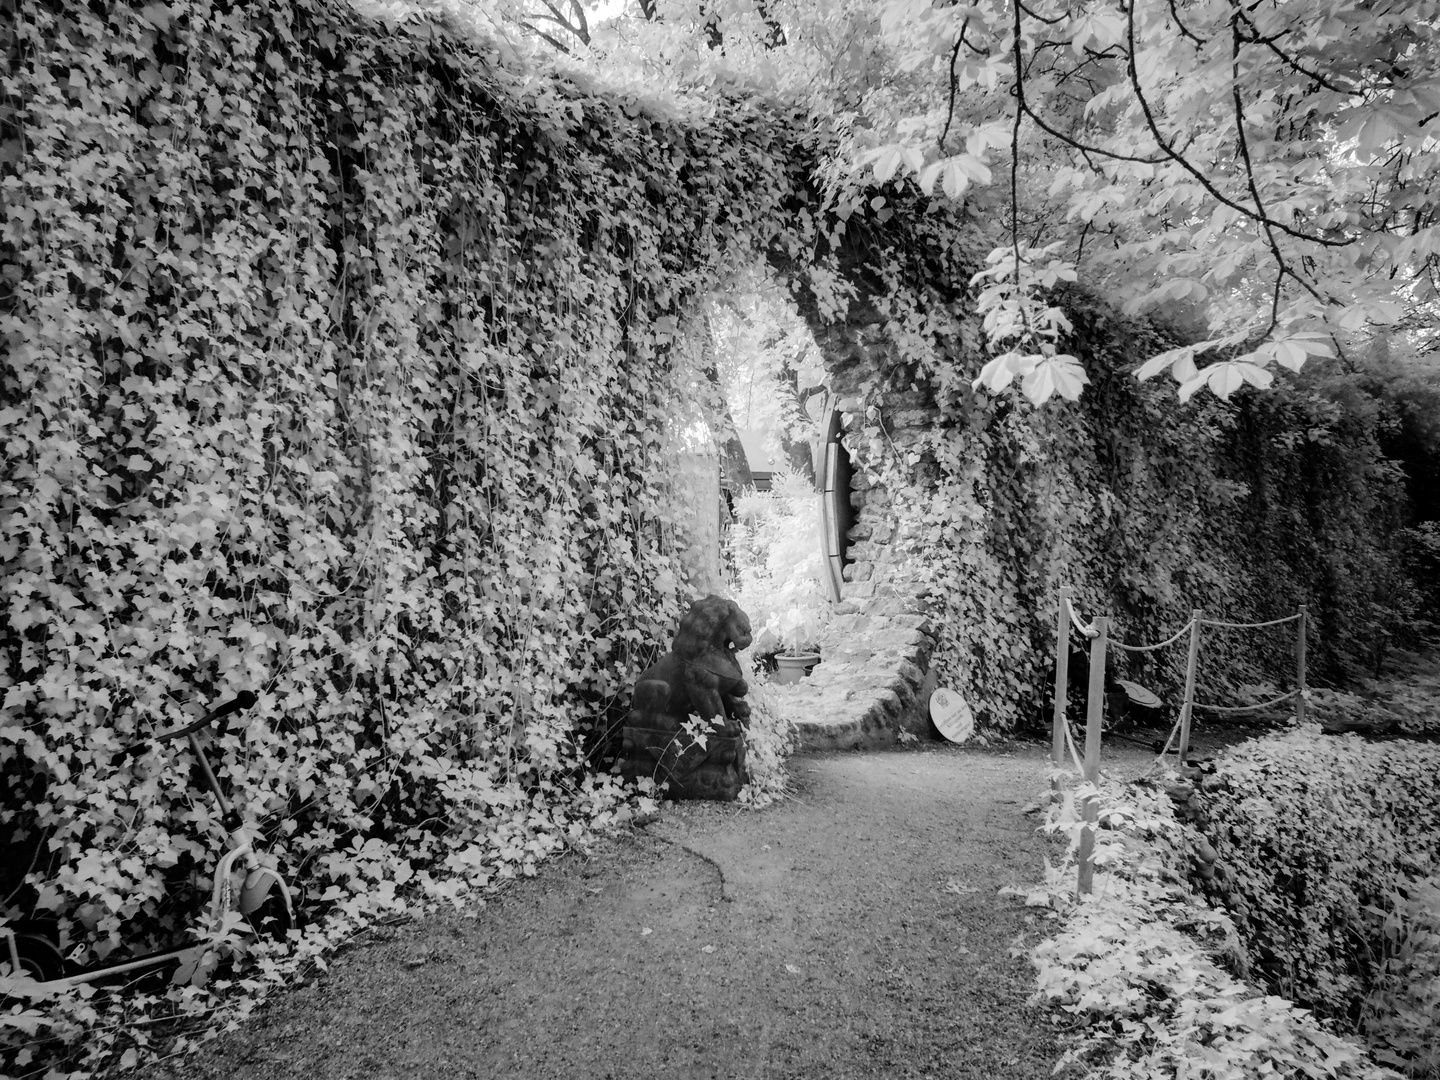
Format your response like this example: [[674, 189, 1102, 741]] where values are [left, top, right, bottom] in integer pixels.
[[771, 593, 829, 685], [771, 603, 823, 684], [725, 467, 833, 683]]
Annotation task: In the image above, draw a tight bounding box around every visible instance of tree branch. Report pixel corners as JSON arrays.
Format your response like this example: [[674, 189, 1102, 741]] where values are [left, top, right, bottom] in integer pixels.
[[938, 20, 968, 153], [1167, 0, 1207, 47], [1230, 7, 1352, 95], [1124, 0, 1352, 249], [522, 22, 574, 53]]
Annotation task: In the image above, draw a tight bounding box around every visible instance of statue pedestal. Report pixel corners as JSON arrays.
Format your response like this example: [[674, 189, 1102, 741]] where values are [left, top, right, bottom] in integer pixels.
[[616, 725, 748, 801]]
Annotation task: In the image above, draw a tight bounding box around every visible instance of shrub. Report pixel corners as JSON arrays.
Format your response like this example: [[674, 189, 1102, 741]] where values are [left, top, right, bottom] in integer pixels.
[[1023, 775, 1397, 1079], [1196, 731, 1440, 1028], [733, 658, 799, 807], [1361, 871, 1440, 1077], [726, 469, 832, 655]]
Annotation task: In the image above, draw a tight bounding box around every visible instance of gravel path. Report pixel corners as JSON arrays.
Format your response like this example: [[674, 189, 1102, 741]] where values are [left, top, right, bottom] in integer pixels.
[[144, 741, 1071, 1080]]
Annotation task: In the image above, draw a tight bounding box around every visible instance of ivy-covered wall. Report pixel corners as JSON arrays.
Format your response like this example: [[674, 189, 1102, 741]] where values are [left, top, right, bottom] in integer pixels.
[[0, 0, 818, 959], [0, 0, 1416, 969], [796, 212, 1415, 728]]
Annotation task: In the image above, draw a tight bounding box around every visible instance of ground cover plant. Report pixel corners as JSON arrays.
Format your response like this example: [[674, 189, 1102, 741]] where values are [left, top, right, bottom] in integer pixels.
[[1193, 732, 1440, 1050], [1023, 768, 1404, 1079], [3, 0, 1434, 1073]]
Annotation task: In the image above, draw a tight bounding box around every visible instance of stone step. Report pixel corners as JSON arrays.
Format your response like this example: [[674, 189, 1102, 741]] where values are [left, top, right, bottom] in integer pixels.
[[770, 616, 939, 752]]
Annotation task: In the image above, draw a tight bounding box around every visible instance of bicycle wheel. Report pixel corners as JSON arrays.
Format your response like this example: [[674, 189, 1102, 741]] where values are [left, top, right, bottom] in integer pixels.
[[7, 932, 64, 982]]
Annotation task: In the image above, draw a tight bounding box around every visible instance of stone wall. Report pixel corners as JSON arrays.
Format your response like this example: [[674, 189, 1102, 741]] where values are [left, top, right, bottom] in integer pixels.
[[778, 311, 953, 750], [675, 451, 725, 597]]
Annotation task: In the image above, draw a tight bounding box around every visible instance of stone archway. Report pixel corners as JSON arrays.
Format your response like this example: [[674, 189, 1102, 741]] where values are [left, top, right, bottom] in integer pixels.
[[773, 288, 950, 750]]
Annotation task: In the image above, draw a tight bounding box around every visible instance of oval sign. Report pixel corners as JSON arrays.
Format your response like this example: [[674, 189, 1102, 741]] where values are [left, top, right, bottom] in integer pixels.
[[930, 686, 974, 744], [1114, 679, 1163, 709]]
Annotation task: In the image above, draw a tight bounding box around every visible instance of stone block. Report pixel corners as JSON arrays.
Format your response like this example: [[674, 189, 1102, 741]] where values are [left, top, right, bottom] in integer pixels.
[[843, 561, 873, 583], [873, 687, 903, 720], [889, 408, 939, 430], [884, 390, 932, 409], [891, 678, 917, 712], [889, 613, 933, 635], [846, 581, 876, 599], [895, 659, 926, 690]]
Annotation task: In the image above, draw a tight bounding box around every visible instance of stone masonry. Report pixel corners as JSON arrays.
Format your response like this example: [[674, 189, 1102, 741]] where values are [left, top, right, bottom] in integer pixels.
[[778, 315, 951, 751]]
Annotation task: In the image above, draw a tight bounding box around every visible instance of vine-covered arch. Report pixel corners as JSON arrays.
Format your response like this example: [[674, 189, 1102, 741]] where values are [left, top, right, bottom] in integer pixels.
[[0, 0, 1410, 995]]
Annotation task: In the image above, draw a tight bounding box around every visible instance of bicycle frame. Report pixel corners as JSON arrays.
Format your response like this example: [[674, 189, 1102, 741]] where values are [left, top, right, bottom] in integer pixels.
[[1, 694, 294, 991]]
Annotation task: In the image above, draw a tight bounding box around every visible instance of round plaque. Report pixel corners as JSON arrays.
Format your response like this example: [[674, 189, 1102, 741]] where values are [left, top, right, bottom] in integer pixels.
[[929, 686, 974, 744], [1114, 679, 1163, 709]]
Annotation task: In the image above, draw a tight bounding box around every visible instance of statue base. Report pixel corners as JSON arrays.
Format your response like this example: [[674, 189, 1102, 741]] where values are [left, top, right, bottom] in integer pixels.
[[616, 725, 748, 802]]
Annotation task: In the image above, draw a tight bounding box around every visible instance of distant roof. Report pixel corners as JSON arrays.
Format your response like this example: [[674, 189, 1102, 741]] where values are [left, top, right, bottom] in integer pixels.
[[735, 428, 776, 475]]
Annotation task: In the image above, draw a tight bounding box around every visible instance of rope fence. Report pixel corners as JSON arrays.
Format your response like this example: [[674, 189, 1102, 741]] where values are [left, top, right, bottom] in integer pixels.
[[1050, 584, 1309, 895], [1199, 613, 1303, 630], [1110, 617, 1196, 653], [1193, 689, 1300, 713]]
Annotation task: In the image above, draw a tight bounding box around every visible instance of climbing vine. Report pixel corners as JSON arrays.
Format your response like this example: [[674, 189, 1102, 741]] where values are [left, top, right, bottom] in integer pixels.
[[0, 0, 1424, 1071], [814, 192, 1415, 730], [0, 0, 813, 1005]]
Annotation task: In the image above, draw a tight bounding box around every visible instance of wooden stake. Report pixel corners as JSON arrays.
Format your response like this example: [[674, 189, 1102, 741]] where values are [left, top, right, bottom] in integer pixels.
[[1052, 586, 1072, 773], [1296, 604, 1308, 724], [1083, 617, 1106, 784], [1078, 616, 1107, 895], [1177, 609, 1202, 764], [1077, 793, 1099, 895]]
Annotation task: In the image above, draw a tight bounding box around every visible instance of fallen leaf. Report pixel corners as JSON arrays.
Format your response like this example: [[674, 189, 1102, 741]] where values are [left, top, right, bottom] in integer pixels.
[[784, 963, 801, 975], [641, 927, 653, 936], [701, 945, 715, 954]]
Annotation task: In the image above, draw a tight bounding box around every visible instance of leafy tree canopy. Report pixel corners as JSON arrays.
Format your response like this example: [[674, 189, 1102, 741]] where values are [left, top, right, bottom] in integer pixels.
[[397, 0, 1440, 406]]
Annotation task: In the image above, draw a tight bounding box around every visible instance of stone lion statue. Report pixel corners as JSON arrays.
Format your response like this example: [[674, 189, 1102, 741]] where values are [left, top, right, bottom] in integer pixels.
[[618, 595, 754, 800]]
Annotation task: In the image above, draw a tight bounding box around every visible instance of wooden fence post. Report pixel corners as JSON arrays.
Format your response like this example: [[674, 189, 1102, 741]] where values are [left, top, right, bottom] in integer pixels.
[[1177, 609, 1202, 764], [1296, 604, 1308, 724], [1052, 586, 1072, 773], [1077, 616, 1107, 895]]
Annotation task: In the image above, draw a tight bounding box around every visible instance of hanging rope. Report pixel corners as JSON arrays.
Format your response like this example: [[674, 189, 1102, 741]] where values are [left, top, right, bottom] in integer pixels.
[[1199, 613, 1302, 630], [1193, 688, 1299, 713], [1110, 616, 1196, 653], [1060, 717, 1086, 774], [1065, 597, 1098, 639]]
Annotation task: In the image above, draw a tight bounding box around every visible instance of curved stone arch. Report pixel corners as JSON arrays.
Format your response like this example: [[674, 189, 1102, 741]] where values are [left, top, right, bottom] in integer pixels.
[[749, 236, 967, 749]]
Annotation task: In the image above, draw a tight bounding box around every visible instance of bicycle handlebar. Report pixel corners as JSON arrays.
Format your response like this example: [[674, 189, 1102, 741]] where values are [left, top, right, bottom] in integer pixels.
[[110, 691, 258, 767]]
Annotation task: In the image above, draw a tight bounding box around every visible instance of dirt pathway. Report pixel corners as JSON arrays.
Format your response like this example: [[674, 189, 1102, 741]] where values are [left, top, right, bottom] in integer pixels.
[[144, 742, 1069, 1080]]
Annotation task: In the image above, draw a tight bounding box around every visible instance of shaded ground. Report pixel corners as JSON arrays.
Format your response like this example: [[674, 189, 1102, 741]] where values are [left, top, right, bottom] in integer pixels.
[[142, 743, 1074, 1080], [113, 641, 1440, 1078], [133, 698, 1298, 1080]]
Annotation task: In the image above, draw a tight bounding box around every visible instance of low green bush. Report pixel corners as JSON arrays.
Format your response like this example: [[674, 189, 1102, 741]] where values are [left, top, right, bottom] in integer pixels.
[[1361, 872, 1440, 1077], [1022, 775, 1396, 1079], [1196, 730, 1440, 1043]]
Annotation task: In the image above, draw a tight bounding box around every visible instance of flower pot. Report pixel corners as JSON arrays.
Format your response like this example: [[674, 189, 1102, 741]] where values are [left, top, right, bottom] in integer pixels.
[[774, 652, 821, 685]]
